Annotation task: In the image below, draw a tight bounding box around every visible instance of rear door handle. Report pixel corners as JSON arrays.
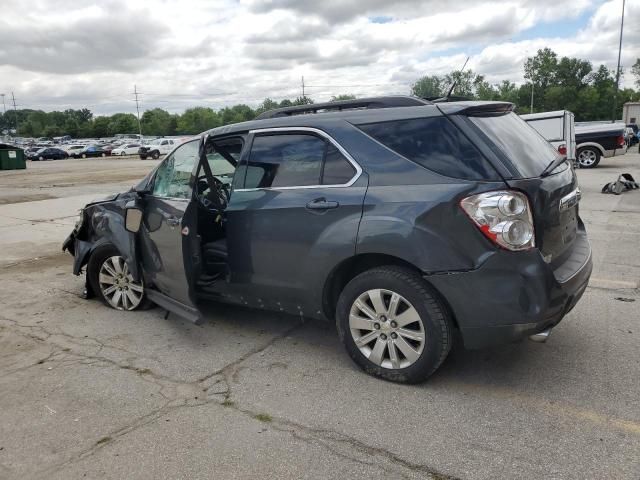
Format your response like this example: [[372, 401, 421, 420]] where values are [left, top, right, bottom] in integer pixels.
[[306, 199, 339, 210], [166, 216, 181, 226]]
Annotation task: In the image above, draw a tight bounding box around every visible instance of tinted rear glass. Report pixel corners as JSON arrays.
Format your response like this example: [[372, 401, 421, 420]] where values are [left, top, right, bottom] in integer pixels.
[[359, 117, 499, 180], [470, 112, 561, 178]]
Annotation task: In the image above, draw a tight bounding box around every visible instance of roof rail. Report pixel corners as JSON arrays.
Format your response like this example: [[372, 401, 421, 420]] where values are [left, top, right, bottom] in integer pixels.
[[255, 96, 432, 120]]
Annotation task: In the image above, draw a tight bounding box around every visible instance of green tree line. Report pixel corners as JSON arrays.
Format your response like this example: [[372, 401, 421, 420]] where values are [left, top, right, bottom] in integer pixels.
[[2, 49, 639, 139], [412, 49, 640, 120]]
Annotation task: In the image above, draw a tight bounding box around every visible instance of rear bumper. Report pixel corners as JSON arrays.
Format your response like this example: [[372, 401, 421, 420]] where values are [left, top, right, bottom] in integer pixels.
[[427, 232, 592, 349], [603, 145, 628, 158]]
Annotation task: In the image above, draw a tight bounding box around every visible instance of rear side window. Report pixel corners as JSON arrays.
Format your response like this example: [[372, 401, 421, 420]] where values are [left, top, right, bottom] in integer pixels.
[[244, 133, 356, 188], [470, 112, 561, 178], [322, 144, 356, 185], [359, 117, 499, 180]]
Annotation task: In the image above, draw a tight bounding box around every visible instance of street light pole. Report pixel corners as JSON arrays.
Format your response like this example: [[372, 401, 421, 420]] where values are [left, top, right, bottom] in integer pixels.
[[612, 0, 625, 123]]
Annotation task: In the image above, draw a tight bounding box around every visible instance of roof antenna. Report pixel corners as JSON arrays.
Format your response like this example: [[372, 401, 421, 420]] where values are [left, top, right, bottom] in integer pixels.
[[445, 56, 470, 101]]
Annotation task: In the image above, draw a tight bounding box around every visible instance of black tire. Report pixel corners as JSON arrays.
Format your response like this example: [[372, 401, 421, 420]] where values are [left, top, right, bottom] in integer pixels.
[[151, 150, 160, 160], [140, 155, 147, 160], [87, 244, 153, 311], [577, 147, 601, 168], [336, 266, 453, 384]]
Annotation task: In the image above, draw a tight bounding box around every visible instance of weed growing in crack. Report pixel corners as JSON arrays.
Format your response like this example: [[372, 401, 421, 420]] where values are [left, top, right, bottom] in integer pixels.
[[254, 413, 272, 423]]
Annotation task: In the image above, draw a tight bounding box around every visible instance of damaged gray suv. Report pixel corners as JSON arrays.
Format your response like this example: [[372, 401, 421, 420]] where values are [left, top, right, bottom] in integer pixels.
[[63, 96, 592, 383]]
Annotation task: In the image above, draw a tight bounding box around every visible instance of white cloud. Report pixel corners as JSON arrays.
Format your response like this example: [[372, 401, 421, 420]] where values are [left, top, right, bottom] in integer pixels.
[[0, 0, 637, 115]]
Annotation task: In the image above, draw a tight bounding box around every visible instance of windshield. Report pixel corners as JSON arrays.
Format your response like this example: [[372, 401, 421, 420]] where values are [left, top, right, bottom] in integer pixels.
[[470, 112, 561, 178]]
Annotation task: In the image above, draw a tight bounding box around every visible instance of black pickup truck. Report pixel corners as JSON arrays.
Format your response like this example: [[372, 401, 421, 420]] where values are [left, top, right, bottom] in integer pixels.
[[574, 122, 628, 168]]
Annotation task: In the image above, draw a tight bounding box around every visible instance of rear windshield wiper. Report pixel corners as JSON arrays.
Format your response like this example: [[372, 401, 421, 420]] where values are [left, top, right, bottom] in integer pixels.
[[541, 155, 568, 177]]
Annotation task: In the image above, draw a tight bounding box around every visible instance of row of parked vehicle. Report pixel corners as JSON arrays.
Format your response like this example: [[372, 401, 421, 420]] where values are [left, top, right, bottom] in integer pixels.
[[20, 137, 191, 161], [25, 144, 115, 161]]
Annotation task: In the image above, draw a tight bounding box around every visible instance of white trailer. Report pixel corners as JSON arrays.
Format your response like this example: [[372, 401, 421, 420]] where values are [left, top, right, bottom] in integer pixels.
[[622, 102, 640, 125], [521, 110, 576, 162]]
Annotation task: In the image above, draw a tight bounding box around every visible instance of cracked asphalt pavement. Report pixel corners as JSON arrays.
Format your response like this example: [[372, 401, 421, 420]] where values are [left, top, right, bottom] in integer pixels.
[[1, 154, 639, 479]]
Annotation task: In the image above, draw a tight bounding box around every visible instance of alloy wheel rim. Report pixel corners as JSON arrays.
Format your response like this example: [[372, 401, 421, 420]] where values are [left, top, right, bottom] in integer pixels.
[[98, 255, 144, 311], [349, 289, 425, 370], [578, 150, 596, 166]]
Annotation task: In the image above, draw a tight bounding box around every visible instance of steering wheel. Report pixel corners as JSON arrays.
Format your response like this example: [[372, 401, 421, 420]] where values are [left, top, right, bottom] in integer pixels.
[[197, 175, 229, 208]]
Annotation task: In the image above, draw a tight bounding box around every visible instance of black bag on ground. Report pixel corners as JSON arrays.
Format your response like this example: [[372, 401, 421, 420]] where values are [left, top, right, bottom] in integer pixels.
[[601, 174, 639, 195]]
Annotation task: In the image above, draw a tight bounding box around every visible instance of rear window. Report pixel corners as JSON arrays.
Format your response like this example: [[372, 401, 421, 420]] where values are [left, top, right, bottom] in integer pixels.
[[358, 117, 499, 180], [470, 112, 561, 178]]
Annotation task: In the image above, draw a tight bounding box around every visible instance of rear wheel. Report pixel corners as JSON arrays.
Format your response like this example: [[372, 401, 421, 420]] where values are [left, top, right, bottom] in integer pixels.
[[101, 152, 107, 157], [87, 245, 152, 311], [38, 156, 44, 161], [577, 147, 600, 168], [336, 266, 452, 383]]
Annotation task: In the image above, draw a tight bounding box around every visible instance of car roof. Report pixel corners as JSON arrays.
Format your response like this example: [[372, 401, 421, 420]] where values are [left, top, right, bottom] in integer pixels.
[[203, 98, 513, 138]]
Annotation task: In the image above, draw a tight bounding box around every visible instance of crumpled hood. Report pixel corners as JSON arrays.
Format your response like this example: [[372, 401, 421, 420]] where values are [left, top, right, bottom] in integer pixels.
[[85, 192, 120, 207]]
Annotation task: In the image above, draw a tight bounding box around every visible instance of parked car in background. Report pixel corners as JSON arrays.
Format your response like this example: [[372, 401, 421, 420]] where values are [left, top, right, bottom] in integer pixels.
[[27, 147, 69, 161], [63, 96, 592, 383], [138, 138, 178, 159], [574, 122, 627, 168], [64, 145, 87, 156], [101, 145, 116, 155], [111, 143, 141, 156], [72, 145, 109, 158], [522, 110, 576, 164], [627, 124, 639, 146]]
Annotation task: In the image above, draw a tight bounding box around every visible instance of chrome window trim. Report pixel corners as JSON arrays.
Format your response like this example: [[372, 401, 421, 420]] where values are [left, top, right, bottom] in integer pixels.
[[233, 126, 363, 192]]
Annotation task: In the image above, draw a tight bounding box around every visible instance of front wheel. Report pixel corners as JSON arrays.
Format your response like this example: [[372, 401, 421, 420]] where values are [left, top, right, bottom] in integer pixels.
[[336, 266, 453, 383], [151, 150, 160, 160], [577, 147, 601, 168], [120, 151, 126, 156], [82, 153, 87, 158], [87, 245, 152, 311], [101, 152, 107, 157]]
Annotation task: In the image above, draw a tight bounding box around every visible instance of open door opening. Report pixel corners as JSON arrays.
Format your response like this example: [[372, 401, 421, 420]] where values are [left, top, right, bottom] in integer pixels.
[[192, 136, 243, 292]]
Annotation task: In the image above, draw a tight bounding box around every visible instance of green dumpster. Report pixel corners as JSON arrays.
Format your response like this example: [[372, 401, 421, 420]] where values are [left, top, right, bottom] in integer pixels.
[[0, 144, 26, 170]]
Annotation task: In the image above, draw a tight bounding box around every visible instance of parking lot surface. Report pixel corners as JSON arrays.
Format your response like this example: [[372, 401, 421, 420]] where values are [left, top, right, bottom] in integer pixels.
[[1, 154, 639, 479]]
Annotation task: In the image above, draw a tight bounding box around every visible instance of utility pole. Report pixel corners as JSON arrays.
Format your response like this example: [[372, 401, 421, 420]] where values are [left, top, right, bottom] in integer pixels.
[[0, 94, 5, 134], [530, 83, 534, 113], [133, 84, 143, 139], [301, 76, 305, 99], [11, 92, 18, 133], [612, 0, 625, 123]]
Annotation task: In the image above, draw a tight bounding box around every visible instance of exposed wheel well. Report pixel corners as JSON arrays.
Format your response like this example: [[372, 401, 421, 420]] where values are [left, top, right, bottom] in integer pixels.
[[322, 253, 458, 329]]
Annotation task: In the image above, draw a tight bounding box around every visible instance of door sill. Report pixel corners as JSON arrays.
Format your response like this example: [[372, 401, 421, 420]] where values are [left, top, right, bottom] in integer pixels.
[[146, 289, 202, 324]]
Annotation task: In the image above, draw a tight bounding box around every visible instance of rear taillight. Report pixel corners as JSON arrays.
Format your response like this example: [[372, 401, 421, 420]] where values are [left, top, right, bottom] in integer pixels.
[[460, 191, 535, 251], [617, 135, 625, 147], [558, 144, 567, 155]]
